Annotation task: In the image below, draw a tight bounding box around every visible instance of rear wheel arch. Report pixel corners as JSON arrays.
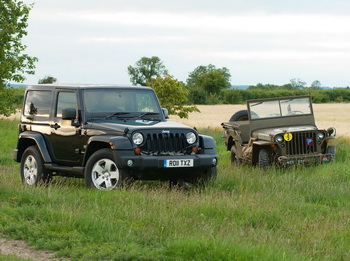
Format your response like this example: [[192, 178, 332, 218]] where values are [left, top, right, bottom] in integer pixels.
[[16, 135, 52, 163]]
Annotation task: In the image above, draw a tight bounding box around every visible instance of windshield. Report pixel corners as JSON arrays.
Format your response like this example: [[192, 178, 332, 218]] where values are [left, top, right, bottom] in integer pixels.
[[248, 97, 312, 120], [84, 88, 162, 121]]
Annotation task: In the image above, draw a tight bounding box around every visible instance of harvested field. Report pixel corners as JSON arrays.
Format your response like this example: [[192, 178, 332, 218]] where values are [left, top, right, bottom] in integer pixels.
[[169, 104, 350, 137]]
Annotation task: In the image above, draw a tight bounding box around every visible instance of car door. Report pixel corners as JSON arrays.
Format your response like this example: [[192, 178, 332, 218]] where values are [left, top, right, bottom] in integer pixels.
[[48, 90, 84, 165]]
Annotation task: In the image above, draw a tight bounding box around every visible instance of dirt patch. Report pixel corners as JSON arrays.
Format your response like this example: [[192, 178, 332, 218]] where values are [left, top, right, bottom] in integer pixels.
[[0, 238, 68, 260]]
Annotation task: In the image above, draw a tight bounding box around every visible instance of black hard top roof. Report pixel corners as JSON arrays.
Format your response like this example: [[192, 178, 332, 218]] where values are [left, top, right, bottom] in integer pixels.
[[26, 84, 153, 91]]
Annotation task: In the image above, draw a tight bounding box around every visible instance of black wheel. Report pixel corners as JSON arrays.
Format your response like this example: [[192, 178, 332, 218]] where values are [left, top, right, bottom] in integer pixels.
[[327, 146, 336, 161], [258, 149, 270, 169], [84, 149, 130, 190], [229, 110, 248, 122], [230, 145, 241, 165], [20, 146, 49, 186]]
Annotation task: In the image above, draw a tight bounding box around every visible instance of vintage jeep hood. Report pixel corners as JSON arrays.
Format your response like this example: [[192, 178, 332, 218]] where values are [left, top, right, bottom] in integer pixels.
[[251, 125, 317, 141]]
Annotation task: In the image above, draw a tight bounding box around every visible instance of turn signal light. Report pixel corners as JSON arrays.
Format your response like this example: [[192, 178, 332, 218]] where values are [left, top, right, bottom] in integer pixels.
[[134, 147, 141, 155], [192, 147, 198, 153]]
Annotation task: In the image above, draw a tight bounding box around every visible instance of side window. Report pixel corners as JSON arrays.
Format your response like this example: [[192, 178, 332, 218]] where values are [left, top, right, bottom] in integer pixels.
[[24, 91, 52, 118], [56, 92, 77, 118]]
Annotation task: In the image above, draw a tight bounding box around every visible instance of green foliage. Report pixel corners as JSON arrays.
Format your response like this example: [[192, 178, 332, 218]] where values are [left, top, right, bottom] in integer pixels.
[[222, 89, 243, 104], [128, 56, 168, 86], [38, 75, 57, 84], [0, 120, 349, 260], [188, 88, 208, 104], [187, 64, 231, 96], [0, 0, 38, 116], [146, 75, 199, 119]]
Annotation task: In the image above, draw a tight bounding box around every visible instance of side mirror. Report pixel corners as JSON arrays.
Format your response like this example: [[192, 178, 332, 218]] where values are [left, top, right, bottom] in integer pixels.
[[62, 108, 76, 120], [162, 108, 169, 119]]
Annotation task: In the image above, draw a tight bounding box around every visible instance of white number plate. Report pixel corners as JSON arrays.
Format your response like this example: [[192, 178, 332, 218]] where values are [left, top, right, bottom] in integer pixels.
[[164, 159, 194, 168]]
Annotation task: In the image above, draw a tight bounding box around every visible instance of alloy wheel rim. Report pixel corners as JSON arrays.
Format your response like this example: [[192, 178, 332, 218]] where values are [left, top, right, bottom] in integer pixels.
[[23, 155, 38, 185], [91, 159, 119, 190]]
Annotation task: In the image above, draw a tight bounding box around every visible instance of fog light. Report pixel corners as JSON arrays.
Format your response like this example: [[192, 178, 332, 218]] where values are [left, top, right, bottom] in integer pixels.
[[212, 158, 217, 166], [127, 160, 134, 167]]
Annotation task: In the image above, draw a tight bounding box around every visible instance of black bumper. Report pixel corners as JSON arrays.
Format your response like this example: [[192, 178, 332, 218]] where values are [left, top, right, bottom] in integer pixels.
[[114, 150, 218, 170]]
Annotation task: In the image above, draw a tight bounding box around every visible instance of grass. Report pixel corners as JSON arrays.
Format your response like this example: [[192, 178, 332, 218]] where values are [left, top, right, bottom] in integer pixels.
[[0, 119, 350, 260]]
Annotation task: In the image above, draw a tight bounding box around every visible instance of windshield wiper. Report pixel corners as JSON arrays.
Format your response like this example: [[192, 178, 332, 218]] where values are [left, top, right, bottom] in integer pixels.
[[138, 112, 161, 121], [104, 112, 130, 120]]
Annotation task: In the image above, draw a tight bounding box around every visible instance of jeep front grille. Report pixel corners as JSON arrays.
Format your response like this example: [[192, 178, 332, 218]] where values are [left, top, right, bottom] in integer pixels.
[[141, 133, 189, 155], [285, 132, 317, 155]]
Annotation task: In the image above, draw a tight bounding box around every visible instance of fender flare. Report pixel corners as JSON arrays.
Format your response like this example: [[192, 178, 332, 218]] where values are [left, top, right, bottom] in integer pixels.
[[16, 132, 52, 162], [199, 135, 216, 149]]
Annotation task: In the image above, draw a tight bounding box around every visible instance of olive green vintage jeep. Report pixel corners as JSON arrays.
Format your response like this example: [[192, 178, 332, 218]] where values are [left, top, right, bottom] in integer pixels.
[[222, 96, 336, 167]]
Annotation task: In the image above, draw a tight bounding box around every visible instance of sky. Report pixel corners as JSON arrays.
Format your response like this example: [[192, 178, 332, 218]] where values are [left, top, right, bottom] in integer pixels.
[[20, 0, 350, 87]]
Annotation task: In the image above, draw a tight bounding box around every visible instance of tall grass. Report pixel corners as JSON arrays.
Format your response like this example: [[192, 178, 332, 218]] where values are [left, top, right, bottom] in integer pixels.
[[0, 120, 349, 260]]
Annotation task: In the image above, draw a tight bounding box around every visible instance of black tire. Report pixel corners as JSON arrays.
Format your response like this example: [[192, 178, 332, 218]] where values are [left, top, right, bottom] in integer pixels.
[[230, 145, 241, 165], [229, 110, 249, 122], [258, 149, 270, 169], [84, 149, 131, 190], [327, 146, 336, 161], [20, 146, 49, 186]]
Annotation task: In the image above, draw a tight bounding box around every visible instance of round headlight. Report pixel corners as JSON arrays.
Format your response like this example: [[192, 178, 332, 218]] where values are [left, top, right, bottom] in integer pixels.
[[186, 132, 197, 144], [132, 132, 144, 145], [275, 135, 284, 143], [317, 132, 325, 140]]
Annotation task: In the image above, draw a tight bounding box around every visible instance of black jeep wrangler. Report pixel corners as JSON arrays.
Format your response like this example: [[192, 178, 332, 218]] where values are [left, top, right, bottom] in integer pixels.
[[14, 85, 218, 190]]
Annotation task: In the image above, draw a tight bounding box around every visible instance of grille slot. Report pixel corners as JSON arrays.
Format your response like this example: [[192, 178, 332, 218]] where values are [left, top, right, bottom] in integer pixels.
[[142, 133, 188, 155], [285, 132, 317, 155]]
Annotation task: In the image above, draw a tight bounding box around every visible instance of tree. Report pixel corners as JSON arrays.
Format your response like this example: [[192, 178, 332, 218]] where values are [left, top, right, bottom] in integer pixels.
[[146, 75, 199, 119], [38, 75, 57, 84], [310, 80, 322, 89], [0, 0, 38, 116], [290, 78, 306, 90], [128, 56, 168, 86], [187, 64, 231, 94]]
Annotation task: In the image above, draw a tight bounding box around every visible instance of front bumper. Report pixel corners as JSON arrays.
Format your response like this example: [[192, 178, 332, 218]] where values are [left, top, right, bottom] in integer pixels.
[[114, 150, 218, 170], [278, 153, 334, 165]]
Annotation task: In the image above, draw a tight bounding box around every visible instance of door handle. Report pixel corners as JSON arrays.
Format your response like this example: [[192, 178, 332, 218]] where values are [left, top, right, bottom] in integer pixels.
[[50, 123, 61, 130]]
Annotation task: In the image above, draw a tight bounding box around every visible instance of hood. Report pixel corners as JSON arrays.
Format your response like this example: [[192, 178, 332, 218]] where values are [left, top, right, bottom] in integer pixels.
[[85, 120, 194, 134], [251, 125, 317, 140]]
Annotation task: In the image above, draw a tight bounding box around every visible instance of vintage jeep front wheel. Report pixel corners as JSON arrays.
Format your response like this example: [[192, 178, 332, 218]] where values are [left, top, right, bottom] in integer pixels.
[[230, 145, 241, 165], [85, 149, 129, 190], [258, 149, 270, 169], [327, 146, 336, 161], [20, 146, 49, 186]]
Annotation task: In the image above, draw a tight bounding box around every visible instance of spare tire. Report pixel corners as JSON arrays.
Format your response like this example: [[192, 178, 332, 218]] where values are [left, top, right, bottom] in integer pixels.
[[229, 110, 249, 122]]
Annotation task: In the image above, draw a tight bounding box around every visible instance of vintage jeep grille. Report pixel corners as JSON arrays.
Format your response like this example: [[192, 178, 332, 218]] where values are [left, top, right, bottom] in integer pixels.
[[285, 132, 317, 155], [140, 132, 190, 155]]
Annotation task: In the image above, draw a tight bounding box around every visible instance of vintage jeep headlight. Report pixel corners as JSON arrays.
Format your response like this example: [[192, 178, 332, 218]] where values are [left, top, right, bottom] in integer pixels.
[[132, 132, 144, 145], [274, 135, 284, 143], [186, 132, 197, 144], [317, 132, 325, 140]]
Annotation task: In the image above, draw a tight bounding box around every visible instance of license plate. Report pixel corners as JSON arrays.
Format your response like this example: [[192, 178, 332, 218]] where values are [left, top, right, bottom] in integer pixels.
[[164, 159, 194, 168]]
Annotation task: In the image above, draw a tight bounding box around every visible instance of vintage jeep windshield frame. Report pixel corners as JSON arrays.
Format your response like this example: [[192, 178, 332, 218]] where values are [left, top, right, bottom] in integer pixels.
[[248, 96, 312, 120], [247, 96, 316, 132]]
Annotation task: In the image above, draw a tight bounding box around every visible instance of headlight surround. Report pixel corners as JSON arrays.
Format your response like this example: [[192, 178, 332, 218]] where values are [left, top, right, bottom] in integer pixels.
[[186, 132, 197, 144], [132, 132, 144, 145], [317, 132, 325, 140], [274, 135, 284, 143]]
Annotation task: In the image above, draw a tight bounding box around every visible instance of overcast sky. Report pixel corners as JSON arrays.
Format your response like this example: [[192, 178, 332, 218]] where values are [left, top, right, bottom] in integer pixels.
[[21, 0, 350, 87]]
